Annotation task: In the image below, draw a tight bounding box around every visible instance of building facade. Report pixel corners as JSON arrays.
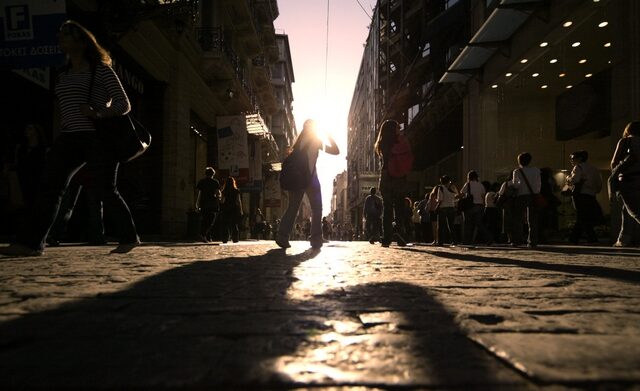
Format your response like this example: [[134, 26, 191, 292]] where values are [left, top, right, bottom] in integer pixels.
[[440, 0, 640, 237], [346, 0, 470, 238], [0, 0, 293, 240]]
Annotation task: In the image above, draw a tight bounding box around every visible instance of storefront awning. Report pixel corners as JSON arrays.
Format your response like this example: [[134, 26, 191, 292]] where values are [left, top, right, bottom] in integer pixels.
[[439, 0, 543, 83]]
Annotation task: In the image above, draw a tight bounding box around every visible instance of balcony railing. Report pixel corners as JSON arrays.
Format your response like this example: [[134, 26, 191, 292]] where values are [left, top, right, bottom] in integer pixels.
[[197, 27, 260, 112]]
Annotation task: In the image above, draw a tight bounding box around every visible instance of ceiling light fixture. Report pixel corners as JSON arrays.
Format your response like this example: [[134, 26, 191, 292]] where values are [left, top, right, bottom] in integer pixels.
[[532, 73, 540, 77], [550, 58, 558, 64], [604, 42, 611, 47], [559, 73, 566, 77], [520, 59, 528, 64], [541, 85, 548, 89], [563, 21, 573, 27], [540, 42, 549, 47], [598, 21, 609, 28], [566, 85, 573, 89], [505, 72, 513, 77], [491, 84, 498, 89], [579, 59, 587, 64], [572, 42, 581, 47], [585, 73, 593, 78]]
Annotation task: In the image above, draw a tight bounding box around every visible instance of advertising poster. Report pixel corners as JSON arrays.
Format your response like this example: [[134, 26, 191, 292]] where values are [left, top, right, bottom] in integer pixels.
[[217, 115, 249, 183], [0, 0, 67, 69]]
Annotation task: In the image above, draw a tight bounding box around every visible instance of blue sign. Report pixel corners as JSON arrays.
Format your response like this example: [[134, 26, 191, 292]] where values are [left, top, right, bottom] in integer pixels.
[[0, 0, 66, 69]]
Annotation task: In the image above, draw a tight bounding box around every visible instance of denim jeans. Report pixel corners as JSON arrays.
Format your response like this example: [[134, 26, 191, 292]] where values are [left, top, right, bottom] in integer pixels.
[[278, 172, 323, 246], [379, 170, 407, 244], [463, 204, 492, 245], [16, 132, 139, 251], [620, 177, 640, 225], [511, 195, 538, 245], [437, 207, 458, 244]]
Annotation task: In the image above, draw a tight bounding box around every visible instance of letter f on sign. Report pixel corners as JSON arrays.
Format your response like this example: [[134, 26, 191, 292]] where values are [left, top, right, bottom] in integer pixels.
[[6, 5, 30, 30]]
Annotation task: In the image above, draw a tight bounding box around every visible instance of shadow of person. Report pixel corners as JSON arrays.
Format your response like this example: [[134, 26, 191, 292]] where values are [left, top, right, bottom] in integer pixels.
[[0, 248, 518, 388], [398, 247, 640, 284], [304, 282, 517, 388]]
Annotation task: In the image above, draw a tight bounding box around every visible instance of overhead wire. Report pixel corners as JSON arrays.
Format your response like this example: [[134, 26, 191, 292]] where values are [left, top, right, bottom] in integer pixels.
[[355, 0, 371, 19], [324, 0, 330, 96]]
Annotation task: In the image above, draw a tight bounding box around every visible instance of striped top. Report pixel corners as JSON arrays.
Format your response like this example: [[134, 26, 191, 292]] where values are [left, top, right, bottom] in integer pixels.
[[55, 64, 130, 133]]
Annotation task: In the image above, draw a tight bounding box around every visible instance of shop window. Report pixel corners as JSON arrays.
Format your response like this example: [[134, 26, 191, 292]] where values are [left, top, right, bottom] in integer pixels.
[[555, 69, 611, 141]]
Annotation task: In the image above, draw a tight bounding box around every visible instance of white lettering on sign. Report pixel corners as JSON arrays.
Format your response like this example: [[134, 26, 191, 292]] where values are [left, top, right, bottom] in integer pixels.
[[4, 5, 33, 41], [113, 61, 145, 95]]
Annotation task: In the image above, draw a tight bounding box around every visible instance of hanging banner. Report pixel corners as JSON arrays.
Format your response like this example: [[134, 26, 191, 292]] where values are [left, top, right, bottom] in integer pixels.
[[0, 0, 66, 69], [217, 115, 249, 183], [263, 176, 281, 208]]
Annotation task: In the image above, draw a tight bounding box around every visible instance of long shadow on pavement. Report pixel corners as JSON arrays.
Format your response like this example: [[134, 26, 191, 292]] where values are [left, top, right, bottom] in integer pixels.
[[399, 247, 640, 284], [0, 247, 522, 389]]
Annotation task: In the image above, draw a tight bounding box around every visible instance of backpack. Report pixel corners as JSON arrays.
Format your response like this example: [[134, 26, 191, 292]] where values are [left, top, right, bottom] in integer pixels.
[[279, 149, 311, 191], [388, 135, 414, 178]]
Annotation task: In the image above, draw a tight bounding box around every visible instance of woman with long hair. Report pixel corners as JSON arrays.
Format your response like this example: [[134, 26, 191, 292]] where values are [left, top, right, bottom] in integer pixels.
[[1, 20, 139, 256], [374, 119, 409, 247], [220, 176, 243, 243], [276, 119, 339, 249], [611, 121, 640, 245]]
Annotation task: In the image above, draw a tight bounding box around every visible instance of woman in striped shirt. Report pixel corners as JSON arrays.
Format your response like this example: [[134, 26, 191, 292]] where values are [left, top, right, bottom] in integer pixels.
[[1, 20, 139, 256]]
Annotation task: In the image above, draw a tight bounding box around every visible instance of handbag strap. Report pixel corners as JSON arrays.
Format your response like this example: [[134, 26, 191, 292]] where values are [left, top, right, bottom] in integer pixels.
[[87, 66, 96, 104], [518, 168, 536, 194]]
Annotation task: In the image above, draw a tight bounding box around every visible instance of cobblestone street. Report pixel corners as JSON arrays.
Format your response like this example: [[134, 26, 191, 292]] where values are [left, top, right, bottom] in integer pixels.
[[1, 241, 639, 389]]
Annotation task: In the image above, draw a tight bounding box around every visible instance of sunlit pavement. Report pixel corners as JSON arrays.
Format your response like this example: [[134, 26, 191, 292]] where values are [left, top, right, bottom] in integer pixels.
[[1, 240, 639, 389]]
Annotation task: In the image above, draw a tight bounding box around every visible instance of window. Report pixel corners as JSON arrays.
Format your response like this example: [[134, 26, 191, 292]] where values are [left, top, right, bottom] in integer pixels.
[[408, 104, 420, 125], [445, 0, 460, 9], [422, 42, 431, 58], [390, 20, 397, 33]]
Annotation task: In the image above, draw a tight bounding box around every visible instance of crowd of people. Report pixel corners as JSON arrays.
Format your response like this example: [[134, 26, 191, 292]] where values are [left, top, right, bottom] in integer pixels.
[[0, 20, 638, 257]]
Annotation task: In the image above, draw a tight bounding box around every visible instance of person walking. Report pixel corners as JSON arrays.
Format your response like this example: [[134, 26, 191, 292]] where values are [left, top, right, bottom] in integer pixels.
[[363, 187, 383, 244], [484, 182, 500, 243], [1, 20, 139, 256], [611, 121, 640, 247], [276, 119, 339, 249], [567, 150, 603, 244], [253, 208, 266, 239], [458, 170, 492, 246], [511, 152, 541, 247], [435, 175, 459, 246], [497, 172, 517, 244], [375, 119, 411, 247], [195, 167, 221, 242], [219, 176, 243, 243]]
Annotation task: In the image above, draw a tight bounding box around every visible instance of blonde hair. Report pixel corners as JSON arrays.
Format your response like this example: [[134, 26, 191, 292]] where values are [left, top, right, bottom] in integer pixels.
[[60, 20, 111, 67]]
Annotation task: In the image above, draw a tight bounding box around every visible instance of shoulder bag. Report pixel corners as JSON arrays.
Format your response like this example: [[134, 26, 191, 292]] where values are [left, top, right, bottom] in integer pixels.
[[457, 182, 474, 213], [88, 67, 151, 163], [519, 168, 548, 208], [279, 148, 311, 191]]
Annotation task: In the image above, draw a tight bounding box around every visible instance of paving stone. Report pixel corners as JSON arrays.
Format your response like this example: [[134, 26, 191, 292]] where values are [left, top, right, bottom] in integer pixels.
[[0, 241, 639, 388]]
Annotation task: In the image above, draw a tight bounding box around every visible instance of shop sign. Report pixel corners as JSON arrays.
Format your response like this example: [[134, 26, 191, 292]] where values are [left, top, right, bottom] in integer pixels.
[[0, 0, 66, 69], [217, 115, 250, 182]]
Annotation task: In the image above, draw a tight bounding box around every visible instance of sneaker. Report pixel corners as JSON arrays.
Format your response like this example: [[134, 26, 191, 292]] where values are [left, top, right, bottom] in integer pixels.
[[46, 238, 61, 247], [394, 233, 407, 247], [0, 244, 43, 257], [110, 241, 141, 254], [275, 239, 291, 249]]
